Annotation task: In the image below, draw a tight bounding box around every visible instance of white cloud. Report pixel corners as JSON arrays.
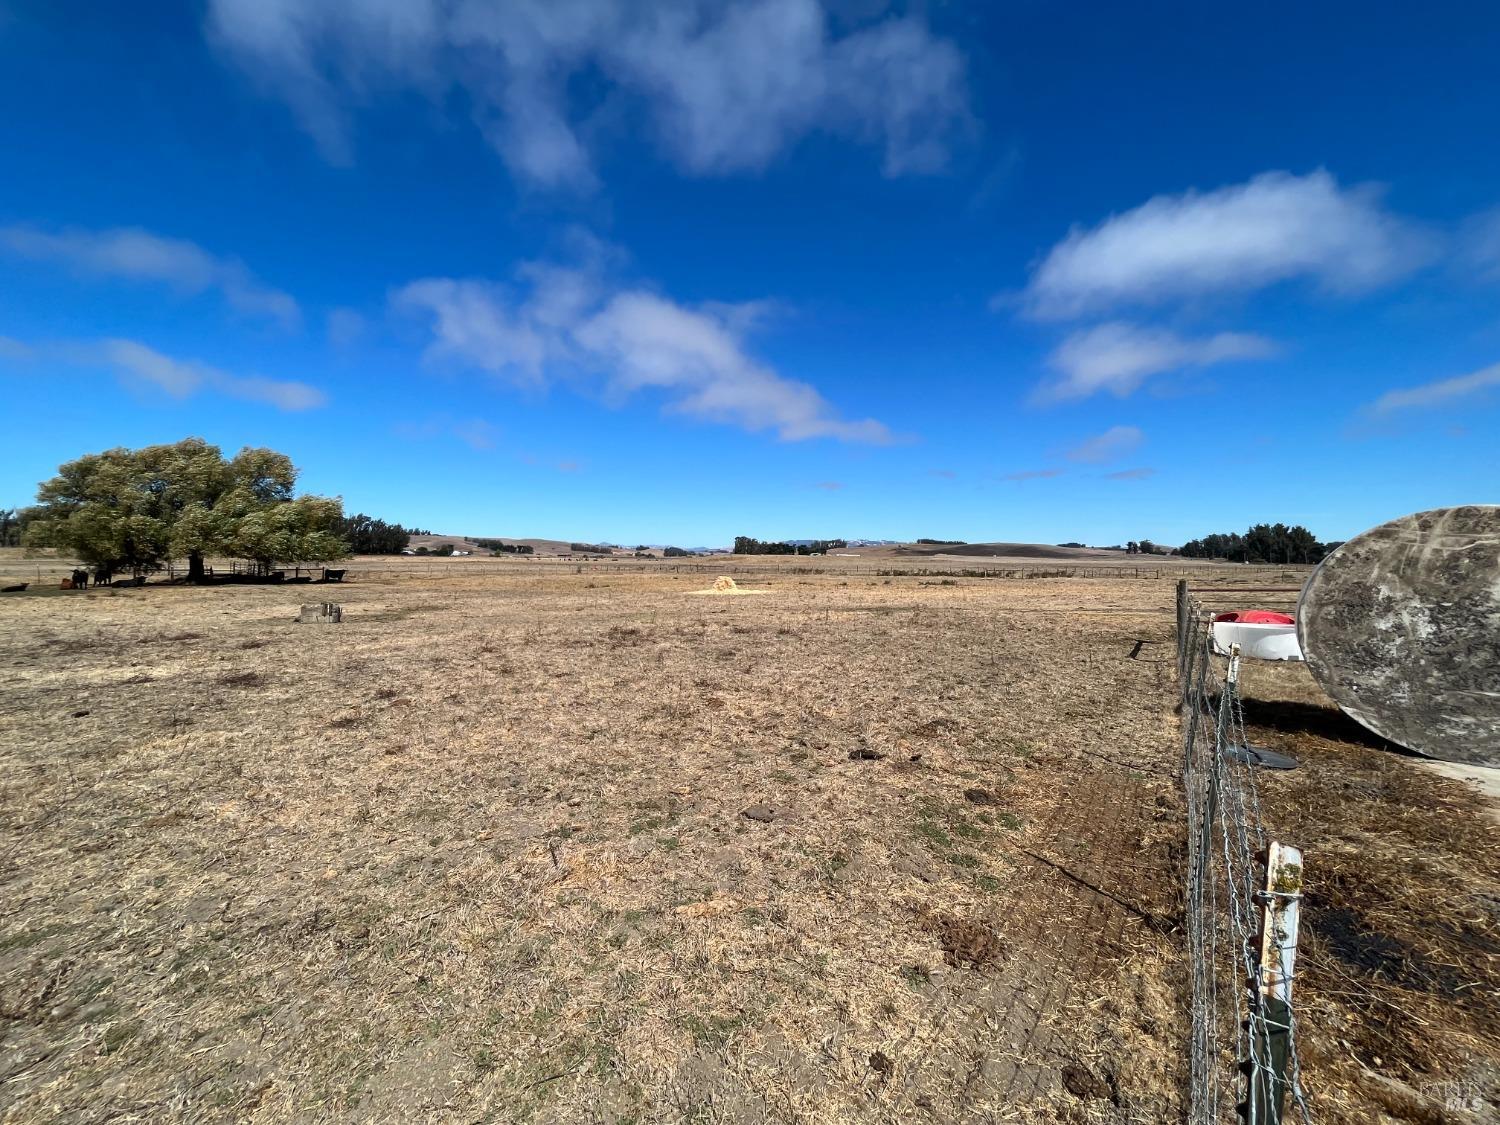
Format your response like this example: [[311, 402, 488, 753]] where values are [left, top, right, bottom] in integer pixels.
[[1366, 361, 1500, 415], [1104, 467, 1154, 481], [1066, 425, 1143, 464], [206, 0, 968, 188], [0, 224, 300, 328], [394, 255, 891, 442], [1023, 170, 1434, 320], [101, 339, 326, 410], [1041, 321, 1276, 401]]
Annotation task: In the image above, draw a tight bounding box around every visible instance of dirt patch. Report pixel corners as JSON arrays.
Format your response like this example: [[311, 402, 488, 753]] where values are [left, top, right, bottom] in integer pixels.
[[218, 669, 269, 688], [919, 909, 1007, 968]]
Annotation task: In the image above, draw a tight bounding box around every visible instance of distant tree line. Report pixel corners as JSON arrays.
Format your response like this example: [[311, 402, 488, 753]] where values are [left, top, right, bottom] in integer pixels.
[[334, 513, 419, 554], [569, 542, 615, 554], [476, 539, 534, 555], [1056, 541, 1087, 549], [1178, 523, 1339, 564], [733, 536, 848, 555], [663, 546, 693, 557], [1125, 540, 1170, 555], [917, 538, 966, 546]]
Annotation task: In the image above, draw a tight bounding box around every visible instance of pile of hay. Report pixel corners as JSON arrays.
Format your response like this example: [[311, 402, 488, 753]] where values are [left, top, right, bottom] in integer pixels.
[[686, 575, 768, 596]]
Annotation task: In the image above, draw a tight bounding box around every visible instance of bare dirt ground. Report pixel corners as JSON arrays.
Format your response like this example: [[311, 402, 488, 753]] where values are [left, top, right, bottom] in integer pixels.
[[1, 566, 1495, 1123]]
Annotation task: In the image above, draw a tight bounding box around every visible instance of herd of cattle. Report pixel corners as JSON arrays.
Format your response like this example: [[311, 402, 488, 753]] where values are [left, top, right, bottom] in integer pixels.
[[1, 567, 348, 594]]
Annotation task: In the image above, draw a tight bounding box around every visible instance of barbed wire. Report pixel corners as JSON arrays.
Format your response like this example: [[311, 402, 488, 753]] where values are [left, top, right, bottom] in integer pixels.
[[1181, 595, 1311, 1124]]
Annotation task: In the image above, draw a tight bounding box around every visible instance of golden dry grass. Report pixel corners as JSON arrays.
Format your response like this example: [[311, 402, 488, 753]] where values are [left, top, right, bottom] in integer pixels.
[[0, 566, 1493, 1123]]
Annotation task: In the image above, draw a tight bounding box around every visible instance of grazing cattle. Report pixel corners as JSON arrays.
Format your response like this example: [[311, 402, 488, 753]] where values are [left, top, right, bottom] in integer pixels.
[[70, 568, 89, 590], [321, 569, 346, 583]]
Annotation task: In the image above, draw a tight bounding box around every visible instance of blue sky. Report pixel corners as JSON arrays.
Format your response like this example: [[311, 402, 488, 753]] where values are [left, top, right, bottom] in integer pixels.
[[2, 1, 1498, 547]]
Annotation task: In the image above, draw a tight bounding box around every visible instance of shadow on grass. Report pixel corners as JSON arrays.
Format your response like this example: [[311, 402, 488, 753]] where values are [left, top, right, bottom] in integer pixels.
[[1236, 696, 1401, 754]]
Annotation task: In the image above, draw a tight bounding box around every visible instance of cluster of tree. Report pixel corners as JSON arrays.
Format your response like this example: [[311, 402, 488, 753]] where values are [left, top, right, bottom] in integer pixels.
[[476, 538, 533, 554], [1125, 540, 1171, 555], [0, 508, 34, 548], [917, 538, 966, 546], [733, 536, 849, 555], [569, 542, 615, 554], [1178, 523, 1337, 564], [22, 439, 347, 580], [663, 546, 693, 557], [1056, 541, 1087, 549], [334, 513, 417, 554]]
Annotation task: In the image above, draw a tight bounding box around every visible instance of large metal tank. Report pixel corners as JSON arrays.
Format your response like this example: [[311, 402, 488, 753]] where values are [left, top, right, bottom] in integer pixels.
[[1297, 505, 1500, 766]]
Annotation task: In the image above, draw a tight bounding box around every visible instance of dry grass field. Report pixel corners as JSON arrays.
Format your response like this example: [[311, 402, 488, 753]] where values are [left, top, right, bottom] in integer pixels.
[[1, 563, 1495, 1123]]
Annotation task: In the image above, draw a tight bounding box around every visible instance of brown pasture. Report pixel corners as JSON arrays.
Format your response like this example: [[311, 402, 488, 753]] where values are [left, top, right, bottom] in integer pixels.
[[0, 564, 1494, 1123]]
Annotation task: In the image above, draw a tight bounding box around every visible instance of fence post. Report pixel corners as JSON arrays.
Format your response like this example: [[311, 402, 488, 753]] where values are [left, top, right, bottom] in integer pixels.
[[1243, 842, 1305, 1125], [1176, 579, 1190, 700]]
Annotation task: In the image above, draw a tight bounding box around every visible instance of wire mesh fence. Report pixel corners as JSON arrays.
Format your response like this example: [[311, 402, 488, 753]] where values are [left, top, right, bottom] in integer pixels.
[[1178, 584, 1311, 1125]]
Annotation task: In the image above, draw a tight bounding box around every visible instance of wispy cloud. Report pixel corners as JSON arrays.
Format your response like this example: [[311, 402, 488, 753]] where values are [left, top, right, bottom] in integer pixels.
[[1104, 467, 1155, 481], [928, 468, 956, 479], [813, 480, 844, 491], [1040, 322, 1276, 401], [100, 339, 325, 409], [1459, 208, 1500, 282], [1065, 425, 1143, 464], [3, 334, 324, 410], [1022, 170, 1433, 320], [327, 307, 365, 347], [393, 249, 892, 443], [205, 0, 969, 189], [395, 415, 501, 450], [0, 224, 300, 328], [1365, 361, 1500, 415], [0, 336, 33, 362], [999, 468, 1064, 482], [451, 418, 499, 450]]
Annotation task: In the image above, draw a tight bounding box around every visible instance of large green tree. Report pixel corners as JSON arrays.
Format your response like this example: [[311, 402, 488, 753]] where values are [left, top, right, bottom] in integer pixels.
[[26, 438, 348, 580]]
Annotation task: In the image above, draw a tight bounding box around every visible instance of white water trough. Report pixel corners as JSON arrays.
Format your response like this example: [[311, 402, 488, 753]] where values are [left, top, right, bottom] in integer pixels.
[[1211, 617, 1303, 661]]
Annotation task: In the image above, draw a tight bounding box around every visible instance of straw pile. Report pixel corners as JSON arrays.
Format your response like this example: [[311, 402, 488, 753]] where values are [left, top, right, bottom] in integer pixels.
[[686, 575, 768, 596]]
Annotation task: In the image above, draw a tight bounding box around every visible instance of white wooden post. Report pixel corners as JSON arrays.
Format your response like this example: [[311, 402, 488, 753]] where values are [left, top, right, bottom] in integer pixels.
[[1245, 841, 1304, 1124]]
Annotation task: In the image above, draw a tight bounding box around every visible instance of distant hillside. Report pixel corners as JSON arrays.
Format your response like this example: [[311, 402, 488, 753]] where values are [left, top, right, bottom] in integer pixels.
[[403, 534, 618, 557]]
